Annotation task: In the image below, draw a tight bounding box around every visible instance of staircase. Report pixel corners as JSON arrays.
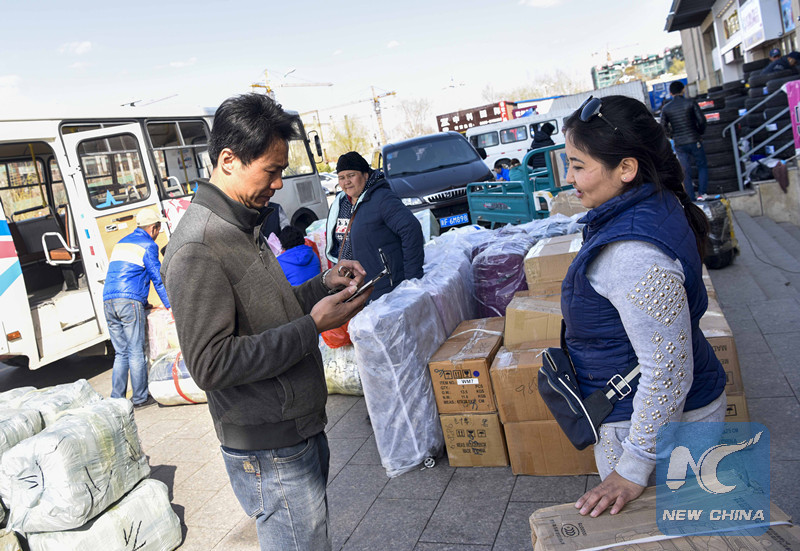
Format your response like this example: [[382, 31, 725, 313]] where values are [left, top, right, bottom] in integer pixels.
[[707, 211, 800, 521]]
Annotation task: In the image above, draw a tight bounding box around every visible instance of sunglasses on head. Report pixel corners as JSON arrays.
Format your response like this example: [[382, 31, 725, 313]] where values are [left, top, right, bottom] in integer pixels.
[[577, 96, 620, 134]]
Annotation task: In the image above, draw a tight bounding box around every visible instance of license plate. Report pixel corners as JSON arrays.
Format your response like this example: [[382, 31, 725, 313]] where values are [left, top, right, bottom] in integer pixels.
[[439, 213, 469, 228]]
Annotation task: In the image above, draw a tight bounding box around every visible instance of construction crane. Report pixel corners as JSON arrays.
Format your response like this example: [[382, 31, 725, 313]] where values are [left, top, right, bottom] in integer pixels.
[[317, 88, 396, 146], [592, 43, 640, 63], [250, 69, 332, 100]]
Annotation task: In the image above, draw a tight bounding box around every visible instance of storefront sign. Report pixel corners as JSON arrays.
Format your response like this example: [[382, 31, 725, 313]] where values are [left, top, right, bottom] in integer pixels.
[[740, 0, 766, 50], [781, 0, 795, 32], [785, 80, 800, 156]]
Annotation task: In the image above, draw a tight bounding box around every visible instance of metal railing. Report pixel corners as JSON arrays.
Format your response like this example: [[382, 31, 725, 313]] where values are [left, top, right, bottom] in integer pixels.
[[723, 87, 796, 191]]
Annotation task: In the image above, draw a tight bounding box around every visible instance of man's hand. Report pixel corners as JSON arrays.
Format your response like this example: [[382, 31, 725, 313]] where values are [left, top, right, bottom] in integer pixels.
[[575, 471, 644, 517], [326, 259, 367, 290], [310, 285, 372, 332]]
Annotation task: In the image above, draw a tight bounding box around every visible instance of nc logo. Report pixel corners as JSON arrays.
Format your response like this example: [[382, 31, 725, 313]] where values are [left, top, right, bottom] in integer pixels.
[[666, 431, 763, 494]]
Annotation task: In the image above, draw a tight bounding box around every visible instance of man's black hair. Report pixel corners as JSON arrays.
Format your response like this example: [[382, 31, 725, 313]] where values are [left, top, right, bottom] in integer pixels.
[[278, 225, 306, 250], [208, 94, 303, 167], [669, 81, 686, 95]]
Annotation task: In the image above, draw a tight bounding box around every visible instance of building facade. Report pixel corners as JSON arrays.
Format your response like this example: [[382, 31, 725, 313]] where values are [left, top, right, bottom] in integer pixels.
[[591, 47, 684, 89]]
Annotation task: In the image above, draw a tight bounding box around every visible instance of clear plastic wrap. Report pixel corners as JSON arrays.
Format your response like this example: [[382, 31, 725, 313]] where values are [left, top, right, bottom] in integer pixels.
[[0, 388, 35, 406], [0, 409, 43, 458], [349, 287, 446, 478], [319, 338, 363, 396], [8, 380, 101, 427], [148, 350, 207, 406], [0, 530, 21, 551], [699, 199, 736, 256], [410, 248, 476, 336], [0, 398, 150, 533], [305, 218, 334, 270], [472, 234, 536, 318], [426, 224, 493, 261], [510, 213, 583, 241], [26, 479, 181, 551], [146, 308, 180, 363]]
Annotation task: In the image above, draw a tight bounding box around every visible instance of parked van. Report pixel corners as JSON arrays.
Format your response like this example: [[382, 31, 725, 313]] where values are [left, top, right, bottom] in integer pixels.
[[375, 131, 494, 230], [0, 107, 327, 370], [466, 114, 566, 171]]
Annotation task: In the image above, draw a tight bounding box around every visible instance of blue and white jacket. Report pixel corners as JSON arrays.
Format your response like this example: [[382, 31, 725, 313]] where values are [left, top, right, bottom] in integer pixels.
[[103, 227, 170, 308]]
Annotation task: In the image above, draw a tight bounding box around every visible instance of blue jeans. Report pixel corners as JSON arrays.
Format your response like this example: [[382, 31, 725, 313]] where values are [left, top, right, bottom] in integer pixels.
[[221, 432, 331, 551], [675, 142, 709, 199], [104, 299, 148, 404]]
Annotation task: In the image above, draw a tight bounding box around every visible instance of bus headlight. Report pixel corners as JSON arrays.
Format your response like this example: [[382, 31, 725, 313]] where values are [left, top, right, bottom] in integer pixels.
[[402, 197, 424, 206]]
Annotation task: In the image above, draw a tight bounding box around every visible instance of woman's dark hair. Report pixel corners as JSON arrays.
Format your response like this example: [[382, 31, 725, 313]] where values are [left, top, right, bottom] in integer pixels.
[[208, 94, 302, 168], [278, 225, 306, 250], [563, 95, 709, 258]]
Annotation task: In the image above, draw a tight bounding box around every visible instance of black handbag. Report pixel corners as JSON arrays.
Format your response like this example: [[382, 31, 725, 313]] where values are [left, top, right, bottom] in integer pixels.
[[537, 322, 640, 450]]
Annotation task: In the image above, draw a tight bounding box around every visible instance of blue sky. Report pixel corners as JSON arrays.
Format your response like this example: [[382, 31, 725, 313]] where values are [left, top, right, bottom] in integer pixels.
[[0, 0, 679, 126]]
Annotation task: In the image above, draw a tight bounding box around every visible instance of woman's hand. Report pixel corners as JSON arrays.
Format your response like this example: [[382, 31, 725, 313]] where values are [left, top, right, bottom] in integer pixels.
[[575, 471, 644, 517], [327, 259, 367, 289]]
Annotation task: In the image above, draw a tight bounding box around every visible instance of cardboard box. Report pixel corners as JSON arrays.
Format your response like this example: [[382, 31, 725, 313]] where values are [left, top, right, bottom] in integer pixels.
[[503, 420, 597, 476], [530, 486, 795, 551], [440, 413, 508, 467], [504, 296, 562, 349], [725, 391, 750, 422], [701, 264, 716, 299], [523, 233, 582, 294], [429, 317, 504, 414], [548, 190, 588, 217], [700, 296, 744, 394], [490, 347, 554, 423]]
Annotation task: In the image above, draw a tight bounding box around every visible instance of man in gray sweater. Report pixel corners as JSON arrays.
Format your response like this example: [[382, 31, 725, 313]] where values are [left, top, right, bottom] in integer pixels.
[[161, 94, 370, 551]]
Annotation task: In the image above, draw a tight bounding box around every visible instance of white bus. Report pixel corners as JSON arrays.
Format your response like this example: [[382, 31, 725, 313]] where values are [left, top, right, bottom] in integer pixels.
[[465, 114, 567, 171], [0, 107, 328, 369]]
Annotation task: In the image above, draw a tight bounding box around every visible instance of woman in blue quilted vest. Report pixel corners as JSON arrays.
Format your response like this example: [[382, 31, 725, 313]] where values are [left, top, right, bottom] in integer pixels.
[[561, 96, 727, 516]]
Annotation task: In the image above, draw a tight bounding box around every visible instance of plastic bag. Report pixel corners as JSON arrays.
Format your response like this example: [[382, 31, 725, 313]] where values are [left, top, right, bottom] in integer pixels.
[[0, 530, 21, 551], [699, 198, 738, 269], [319, 338, 362, 396], [8, 380, 101, 427], [306, 219, 335, 270], [148, 350, 207, 406], [26, 479, 181, 551], [472, 234, 536, 318], [0, 409, 43, 459], [410, 248, 476, 336], [0, 387, 35, 406], [146, 308, 179, 363], [349, 287, 446, 477], [0, 398, 150, 533], [321, 320, 352, 348]]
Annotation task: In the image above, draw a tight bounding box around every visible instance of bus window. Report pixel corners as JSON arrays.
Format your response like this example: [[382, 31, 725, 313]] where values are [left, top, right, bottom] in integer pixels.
[[529, 120, 558, 135], [0, 159, 49, 221], [49, 159, 68, 213], [473, 131, 499, 149], [283, 139, 314, 178], [499, 126, 528, 144], [76, 134, 150, 209], [147, 120, 211, 198]]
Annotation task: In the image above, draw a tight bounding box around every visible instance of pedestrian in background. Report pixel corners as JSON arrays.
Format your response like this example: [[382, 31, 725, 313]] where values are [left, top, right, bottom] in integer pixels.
[[660, 80, 708, 200], [103, 208, 170, 408], [527, 122, 556, 170], [277, 225, 322, 286], [760, 49, 800, 74], [162, 93, 370, 551], [325, 151, 424, 303]]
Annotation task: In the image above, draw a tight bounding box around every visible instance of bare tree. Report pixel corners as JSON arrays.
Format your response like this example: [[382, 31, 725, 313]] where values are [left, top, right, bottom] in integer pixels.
[[328, 115, 371, 160], [396, 98, 435, 139], [505, 70, 589, 100], [481, 84, 500, 103]]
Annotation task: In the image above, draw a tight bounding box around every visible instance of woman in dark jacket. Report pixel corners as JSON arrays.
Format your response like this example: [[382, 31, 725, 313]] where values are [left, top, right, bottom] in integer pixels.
[[325, 152, 424, 302], [527, 122, 556, 169], [559, 96, 726, 517]]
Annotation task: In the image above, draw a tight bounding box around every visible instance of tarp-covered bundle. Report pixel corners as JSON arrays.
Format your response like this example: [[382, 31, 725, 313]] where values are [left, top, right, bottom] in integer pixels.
[[472, 234, 536, 317], [0, 409, 43, 458], [319, 338, 362, 396], [7, 380, 101, 427], [148, 350, 207, 406], [146, 307, 180, 363], [350, 287, 446, 478], [414, 247, 476, 336], [0, 399, 150, 533], [26, 479, 181, 551]]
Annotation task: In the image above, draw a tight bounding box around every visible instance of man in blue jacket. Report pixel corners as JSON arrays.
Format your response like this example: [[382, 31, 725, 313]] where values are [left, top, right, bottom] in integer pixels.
[[103, 208, 171, 408]]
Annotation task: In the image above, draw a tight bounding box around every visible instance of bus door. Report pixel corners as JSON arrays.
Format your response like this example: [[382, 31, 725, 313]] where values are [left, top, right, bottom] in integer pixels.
[[60, 124, 169, 325]]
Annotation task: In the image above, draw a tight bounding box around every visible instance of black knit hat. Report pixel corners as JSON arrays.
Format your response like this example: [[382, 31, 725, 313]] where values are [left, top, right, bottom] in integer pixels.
[[336, 151, 371, 174]]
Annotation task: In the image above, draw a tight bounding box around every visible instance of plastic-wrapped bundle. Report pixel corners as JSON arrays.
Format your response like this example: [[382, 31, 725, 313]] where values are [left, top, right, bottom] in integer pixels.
[[0, 530, 21, 551], [9, 380, 101, 427], [410, 249, 476, 336], [350, 287, 446, 478], [148, 350, 207, 406], [146, 307, 179, 362], [0, 388, 35, 406], [0, 398, 150, 533], [699, 199, 737, 269], [511, 212, 583, 241], [0, 409, 43, 458], [305, 219, 334, 270], [427, 225, 493, 261], [26, 479, 181, 551], [319, 338, 363, 396], [472, 234, 537, 318]]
